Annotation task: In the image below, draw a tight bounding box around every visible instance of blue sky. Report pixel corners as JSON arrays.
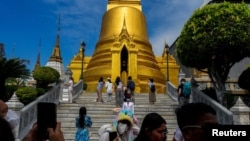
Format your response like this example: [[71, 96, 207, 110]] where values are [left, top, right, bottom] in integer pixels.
[[0, 0, 205, 71]]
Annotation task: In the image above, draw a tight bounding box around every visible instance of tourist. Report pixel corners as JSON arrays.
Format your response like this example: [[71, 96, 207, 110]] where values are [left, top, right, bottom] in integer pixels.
[[96, 77, 104, 103], [148, 78, 156, 105], [177, 78, 189, 107], [98, 109, 139, 141], [0, 117, 15, 141], [114, 76, 123, 107], [127, 76, 135, 104], [105, 77, 113, 102], [122, 98, 140, 125], [0, 100, 19, 139], [66, 76, 74, 103], [134, 112, 168, 141], [122, 98, 134, 115], [176, 102, 218, 141], [75, 107, 92, 141]]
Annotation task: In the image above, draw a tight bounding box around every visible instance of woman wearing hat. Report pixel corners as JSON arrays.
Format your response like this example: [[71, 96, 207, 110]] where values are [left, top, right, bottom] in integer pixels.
[[99, 109, 139, 141]]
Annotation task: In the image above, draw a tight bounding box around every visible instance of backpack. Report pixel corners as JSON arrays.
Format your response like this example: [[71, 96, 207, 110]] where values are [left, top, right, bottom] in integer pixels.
[[128, 80, 135, 91], [150, 84, 156, 93], [182, 82, 191, 97]]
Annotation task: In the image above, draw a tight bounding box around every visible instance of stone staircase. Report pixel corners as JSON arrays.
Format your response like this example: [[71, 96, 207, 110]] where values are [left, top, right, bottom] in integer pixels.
[[57, 92, 179, 141]]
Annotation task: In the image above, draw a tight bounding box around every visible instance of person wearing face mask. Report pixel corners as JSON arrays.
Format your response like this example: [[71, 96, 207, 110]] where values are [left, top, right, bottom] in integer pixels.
[[98, 109, 139, 141]]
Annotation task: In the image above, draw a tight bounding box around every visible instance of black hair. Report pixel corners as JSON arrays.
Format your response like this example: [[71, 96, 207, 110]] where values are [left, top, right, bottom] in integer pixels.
[[176, 102, 216, 130], [115, 76, 121, 85], [180, 78, 186, 82], [128, 76, 132, 80], [79, 107, 87, 128], [149, 78, 154, 83], [134, 113, 166, 141], [0, 117, 14, 141], [98, 77, 103, 82]]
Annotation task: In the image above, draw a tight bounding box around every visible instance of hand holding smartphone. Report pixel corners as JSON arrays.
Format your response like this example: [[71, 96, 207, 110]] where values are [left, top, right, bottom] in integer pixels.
[[37, 102, 57, 140]]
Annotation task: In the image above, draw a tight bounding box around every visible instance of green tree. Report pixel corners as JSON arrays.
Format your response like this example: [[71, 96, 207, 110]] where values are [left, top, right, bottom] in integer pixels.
[[212, 0, 250, 3], [15, 87, 37, 105], [33, 66, 60, 88], [176, 2, 250, 107], [0, 57, 30, 101]]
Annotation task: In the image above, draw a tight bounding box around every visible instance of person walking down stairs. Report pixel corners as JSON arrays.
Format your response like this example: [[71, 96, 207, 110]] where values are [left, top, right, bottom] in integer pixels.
[[98, 109, 139, 141], [75, 107, 92, 141]]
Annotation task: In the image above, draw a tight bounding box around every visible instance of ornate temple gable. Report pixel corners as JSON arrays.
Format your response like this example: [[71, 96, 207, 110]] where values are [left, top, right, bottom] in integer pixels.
[[72, 47, 84, 61], [113, 17, 135, 49], [107, 0, 141, 11], [48, 16, 62, 63]]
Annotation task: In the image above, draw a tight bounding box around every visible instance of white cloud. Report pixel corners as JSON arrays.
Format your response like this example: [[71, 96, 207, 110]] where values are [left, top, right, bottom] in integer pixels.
[[146, 0, 204, 56], [43, 0, 203, 57]]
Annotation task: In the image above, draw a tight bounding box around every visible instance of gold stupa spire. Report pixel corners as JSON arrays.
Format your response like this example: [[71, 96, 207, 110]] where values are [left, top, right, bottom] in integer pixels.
[[48, 16, 62, 63], [107, 0, 141, 11], [32, 38, 41, 73], [69, 1, 180, 93]]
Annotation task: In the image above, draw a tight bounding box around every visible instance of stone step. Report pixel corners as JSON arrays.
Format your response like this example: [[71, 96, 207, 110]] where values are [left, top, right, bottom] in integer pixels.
[[57, 92, 178, 141]]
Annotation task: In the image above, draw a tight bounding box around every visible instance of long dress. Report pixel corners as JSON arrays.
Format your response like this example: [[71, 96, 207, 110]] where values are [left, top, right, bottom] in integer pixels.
[[148, 82, 156, 104], [75, 115, 92, 141], [115, 81, 123, 107]]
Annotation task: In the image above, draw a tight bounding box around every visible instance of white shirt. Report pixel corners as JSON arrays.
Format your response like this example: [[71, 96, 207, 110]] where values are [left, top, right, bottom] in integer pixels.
[[174, 126, 184, 141], [105, 82, 113, 93], [68, 80, 73, 91], [122, 102, 134, 114], [116, 81, 123, 89]]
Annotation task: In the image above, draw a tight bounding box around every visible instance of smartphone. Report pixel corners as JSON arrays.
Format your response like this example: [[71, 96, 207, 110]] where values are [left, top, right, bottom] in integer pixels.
[[109, 131, 117, 141], [37, 102, 57, 140]]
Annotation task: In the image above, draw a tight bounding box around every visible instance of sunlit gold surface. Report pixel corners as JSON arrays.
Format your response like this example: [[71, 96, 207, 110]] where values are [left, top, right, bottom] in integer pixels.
[[68, 0, 180, 93]]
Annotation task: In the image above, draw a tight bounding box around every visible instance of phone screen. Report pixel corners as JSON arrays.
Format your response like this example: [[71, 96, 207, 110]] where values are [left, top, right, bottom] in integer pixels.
[[37, 102, 57, 140], [109, 131, 117, 141]]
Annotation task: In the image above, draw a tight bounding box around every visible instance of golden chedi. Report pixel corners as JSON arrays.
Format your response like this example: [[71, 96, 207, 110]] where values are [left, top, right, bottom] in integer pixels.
[[68, 0, 180, 93]]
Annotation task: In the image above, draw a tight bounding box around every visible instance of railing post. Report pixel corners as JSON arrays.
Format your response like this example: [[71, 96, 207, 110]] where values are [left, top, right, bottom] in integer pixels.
[[230, 96, 250, 125], [6, 92, 24, 140]]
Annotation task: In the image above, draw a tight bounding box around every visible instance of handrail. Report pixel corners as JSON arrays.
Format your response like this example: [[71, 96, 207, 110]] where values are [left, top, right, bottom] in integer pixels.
[[17, 80, 83, 140], [72, 80, 83, 99], [167, 81, 178, 101], [166, 81, 234, 125], [192, 88, 234, 124], [18, 80, 63, 140]]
